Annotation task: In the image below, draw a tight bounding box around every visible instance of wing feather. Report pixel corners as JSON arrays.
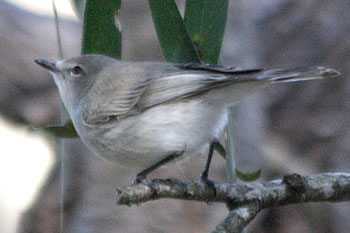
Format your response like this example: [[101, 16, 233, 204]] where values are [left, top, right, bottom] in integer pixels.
[[81, 62, 337, 125], [138, 72, 233, 108], [82, 65, 152, 124], [82, 63, 261, 125]]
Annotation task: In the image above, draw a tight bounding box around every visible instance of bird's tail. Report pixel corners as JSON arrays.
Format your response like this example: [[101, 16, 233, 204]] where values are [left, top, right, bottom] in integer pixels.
[[257, 67, 341, 83], [198, 66, 340, 106]]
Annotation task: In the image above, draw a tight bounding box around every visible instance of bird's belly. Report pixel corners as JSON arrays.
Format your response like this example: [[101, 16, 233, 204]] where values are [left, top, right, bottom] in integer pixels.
[[83, 99, 227, 168]]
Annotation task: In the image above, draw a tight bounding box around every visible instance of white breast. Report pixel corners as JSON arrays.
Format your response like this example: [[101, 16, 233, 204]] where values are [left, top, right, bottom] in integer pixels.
[[87, 98, 227, 168]]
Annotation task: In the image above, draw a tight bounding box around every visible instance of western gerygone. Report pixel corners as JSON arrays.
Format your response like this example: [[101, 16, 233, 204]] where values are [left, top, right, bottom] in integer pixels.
[[35, 54, 340, 183]]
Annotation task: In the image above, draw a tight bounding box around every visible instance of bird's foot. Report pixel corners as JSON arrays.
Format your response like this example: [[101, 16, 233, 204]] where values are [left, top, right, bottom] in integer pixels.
[[200, 172, 217, 196], [132, 175, 157, 195], [132, 174, 151, 185]]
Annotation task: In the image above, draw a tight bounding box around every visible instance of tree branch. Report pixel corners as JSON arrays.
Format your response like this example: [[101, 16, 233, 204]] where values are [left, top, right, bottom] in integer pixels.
[[116, 173, 350, 232], [212, 203, 261, 233]]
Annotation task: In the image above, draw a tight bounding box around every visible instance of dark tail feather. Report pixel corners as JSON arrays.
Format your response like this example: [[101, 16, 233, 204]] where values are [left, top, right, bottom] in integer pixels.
[[257, 67, 341, 83]]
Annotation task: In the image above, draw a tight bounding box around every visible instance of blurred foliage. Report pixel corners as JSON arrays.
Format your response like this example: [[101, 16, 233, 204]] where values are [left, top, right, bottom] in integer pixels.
[[148, 0, 200, 63], [81, 0, 122, 58], [149, 0, 228, 64], [70, 0, 85, 20], [52, 0, 64, 59], [42, 120, 78, 138], [236, 168, 261, 182], [184, 0, 228, 64]]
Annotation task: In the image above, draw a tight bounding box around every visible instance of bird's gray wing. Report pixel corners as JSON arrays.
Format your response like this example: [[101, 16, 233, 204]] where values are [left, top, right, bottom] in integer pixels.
[[137, 64, 263, 109], [82, 64, 259, 125], [82, 63, 337, 125], [138, 64, 339, 109], [82, 67, 152, 125], [138, 72, 249, 109]]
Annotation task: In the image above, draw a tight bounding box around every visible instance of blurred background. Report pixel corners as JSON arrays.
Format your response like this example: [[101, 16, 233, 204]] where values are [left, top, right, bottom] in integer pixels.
[[0, 0, 349, 232]]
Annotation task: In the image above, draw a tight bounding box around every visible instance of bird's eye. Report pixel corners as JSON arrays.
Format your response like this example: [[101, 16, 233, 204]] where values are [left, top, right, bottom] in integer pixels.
[[69, 66, 84, 77]]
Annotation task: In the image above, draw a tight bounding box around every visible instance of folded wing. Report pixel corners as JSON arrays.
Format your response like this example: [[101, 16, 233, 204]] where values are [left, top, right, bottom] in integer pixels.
[[82, 63, 339, 125]]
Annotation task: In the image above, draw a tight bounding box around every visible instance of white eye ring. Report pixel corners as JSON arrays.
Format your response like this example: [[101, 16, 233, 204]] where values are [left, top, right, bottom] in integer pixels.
[[69, 66, 84, 77]]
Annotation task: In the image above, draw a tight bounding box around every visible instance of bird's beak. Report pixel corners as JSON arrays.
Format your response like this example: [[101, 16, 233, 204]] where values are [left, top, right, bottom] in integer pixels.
[[34, 59, 60, 72]]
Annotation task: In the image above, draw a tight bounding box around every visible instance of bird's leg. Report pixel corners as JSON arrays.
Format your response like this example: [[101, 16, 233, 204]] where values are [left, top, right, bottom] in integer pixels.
[[200, 140, 216, 181], [134, 151, 184, 184], [200, 140, 218, 194]]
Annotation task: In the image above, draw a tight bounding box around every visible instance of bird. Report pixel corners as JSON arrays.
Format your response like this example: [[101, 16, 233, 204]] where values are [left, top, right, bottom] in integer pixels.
[[35, 54, 340, 183]]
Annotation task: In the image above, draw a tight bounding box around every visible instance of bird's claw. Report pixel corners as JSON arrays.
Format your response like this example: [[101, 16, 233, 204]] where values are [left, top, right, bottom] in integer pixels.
[[133, 175, 149, 185], [200, 173, 217, 196]]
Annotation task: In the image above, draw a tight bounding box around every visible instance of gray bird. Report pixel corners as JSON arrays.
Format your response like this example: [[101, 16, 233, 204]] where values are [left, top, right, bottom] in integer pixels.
[[35, 54, 340, 183]]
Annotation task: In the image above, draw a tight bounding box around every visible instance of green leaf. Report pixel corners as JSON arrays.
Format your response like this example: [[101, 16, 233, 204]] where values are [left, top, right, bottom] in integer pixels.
[[236, 168, 261, 182], [148, 0, 200, 63], [42, 120, 79, 138], [70, 0, 85, 20], [82, 0, 122, 59], [184, 0, 229, 64]]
